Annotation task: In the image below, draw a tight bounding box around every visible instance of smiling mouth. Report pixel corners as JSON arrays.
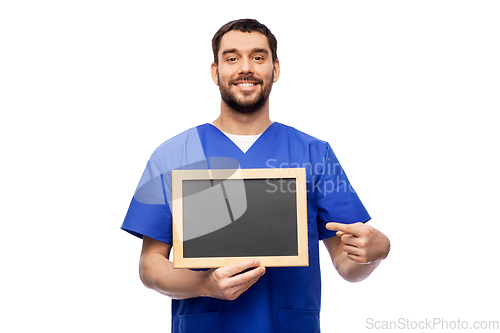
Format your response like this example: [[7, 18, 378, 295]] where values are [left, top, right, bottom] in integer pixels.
[[235, 82, 256, 87], [234, 81, 260, 92]]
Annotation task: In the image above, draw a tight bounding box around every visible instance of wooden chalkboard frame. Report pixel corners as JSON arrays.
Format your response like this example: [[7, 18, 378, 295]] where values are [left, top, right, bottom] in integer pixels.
[[172, 168, 308, 268]]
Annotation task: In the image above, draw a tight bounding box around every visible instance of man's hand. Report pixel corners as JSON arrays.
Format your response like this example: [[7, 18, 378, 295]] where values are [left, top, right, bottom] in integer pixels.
[[326, 222, 390, 264], [201, 259, 266, 301]]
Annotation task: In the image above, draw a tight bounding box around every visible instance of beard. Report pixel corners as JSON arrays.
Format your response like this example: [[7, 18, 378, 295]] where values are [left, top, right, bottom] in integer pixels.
[[218, 73, 274, 114]]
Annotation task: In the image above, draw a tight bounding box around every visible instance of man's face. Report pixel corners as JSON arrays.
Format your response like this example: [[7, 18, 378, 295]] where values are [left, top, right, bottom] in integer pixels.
[[212, 31, 280, 114]]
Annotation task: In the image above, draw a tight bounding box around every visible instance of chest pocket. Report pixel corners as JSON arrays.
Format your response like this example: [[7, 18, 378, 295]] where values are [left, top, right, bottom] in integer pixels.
[[277, 309, 320, 333], [175, 312, 221, 333]]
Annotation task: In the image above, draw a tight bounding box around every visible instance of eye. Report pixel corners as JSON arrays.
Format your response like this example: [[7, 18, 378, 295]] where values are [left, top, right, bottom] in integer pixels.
[[227, 57, 237, 62], [254, 56, 264, 61]]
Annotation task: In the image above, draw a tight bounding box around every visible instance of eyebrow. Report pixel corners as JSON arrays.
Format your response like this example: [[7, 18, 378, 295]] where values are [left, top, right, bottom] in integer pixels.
[[221, 48, 270, 56]]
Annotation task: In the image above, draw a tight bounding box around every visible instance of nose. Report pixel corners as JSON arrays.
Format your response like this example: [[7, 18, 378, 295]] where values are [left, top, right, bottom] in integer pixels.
[[238, 57, 254, 75]]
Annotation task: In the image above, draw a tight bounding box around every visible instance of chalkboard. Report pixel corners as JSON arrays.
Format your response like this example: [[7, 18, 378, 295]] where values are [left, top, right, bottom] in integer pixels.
[[171, 168, 308, 268]]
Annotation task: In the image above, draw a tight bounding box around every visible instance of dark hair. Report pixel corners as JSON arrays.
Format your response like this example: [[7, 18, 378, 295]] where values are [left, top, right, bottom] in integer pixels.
[[212, 19, 278, 65]]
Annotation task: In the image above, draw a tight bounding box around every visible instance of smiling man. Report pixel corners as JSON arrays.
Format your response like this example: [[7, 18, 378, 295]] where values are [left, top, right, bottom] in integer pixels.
[[213, 30, 278, 116], [122, 19, 390, 333]]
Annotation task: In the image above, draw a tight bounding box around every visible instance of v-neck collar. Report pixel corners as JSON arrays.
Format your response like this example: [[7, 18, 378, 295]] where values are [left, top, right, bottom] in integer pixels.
[[207, 122, 277, 155]]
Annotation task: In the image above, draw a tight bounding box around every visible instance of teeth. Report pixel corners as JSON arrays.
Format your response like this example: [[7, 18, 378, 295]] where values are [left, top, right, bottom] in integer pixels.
[[236, 82, 255, 87]]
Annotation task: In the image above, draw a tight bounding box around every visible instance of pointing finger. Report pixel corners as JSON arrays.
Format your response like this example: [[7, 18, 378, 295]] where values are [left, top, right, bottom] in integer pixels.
[[326, 222, 363, 236]]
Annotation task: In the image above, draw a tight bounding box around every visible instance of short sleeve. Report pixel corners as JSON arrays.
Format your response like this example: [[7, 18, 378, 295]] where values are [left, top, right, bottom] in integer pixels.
[[314, 143, 371, 240], [121, 167, 173, 245], [120, 127, 209, 245]]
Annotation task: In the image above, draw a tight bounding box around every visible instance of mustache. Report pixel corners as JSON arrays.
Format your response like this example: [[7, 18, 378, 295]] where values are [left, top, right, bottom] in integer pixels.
[[229, 75, 263, 85]]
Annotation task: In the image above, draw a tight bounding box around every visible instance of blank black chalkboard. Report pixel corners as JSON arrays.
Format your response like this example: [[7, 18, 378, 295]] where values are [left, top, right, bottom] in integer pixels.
[[172, 168, 308, 268]]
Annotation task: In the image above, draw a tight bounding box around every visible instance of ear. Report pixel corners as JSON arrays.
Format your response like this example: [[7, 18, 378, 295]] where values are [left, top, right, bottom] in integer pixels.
[[210, 62, 219, 86], [273, 59, 280, 83]]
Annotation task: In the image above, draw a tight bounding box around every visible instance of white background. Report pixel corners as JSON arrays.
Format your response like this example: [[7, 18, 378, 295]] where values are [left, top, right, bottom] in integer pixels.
[[1, 1, 499, 332]]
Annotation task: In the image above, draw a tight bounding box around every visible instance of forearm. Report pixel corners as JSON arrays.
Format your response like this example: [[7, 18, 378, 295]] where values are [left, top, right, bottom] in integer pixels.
[[334, 252, 381, 283], [139, 252, 208, 300], [323, 226, 390, 283], [139, 237, 265, 301]]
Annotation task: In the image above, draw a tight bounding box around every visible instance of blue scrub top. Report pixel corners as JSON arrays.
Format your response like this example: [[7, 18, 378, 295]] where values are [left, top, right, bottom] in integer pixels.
[[122, 122, 370, 333]]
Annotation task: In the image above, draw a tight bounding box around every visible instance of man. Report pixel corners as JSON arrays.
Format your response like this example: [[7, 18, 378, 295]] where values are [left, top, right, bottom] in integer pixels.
[[122, 19, 390, 332]]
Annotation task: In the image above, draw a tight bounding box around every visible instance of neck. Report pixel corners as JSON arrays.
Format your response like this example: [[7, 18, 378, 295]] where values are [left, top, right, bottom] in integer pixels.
[[213, 100, 272, 135]]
